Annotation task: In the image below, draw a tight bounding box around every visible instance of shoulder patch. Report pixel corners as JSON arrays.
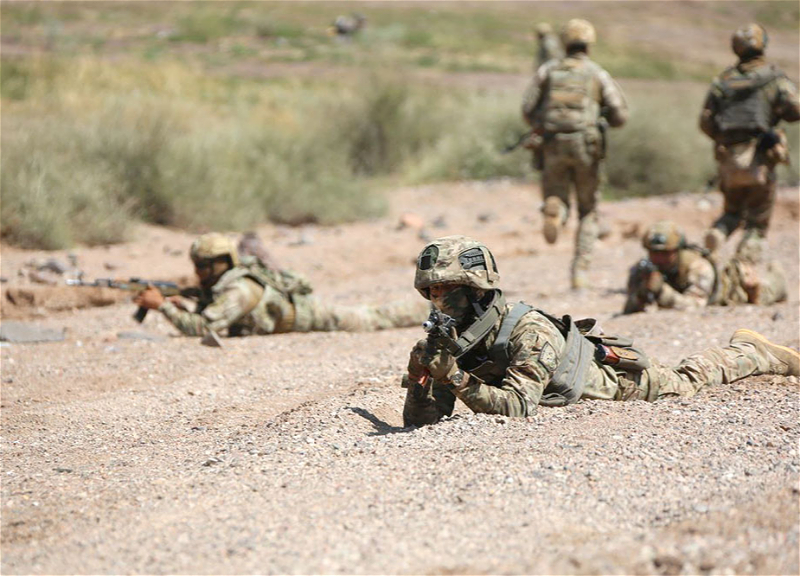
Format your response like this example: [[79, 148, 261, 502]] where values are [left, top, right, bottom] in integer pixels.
[[538, 342, 558, 372]]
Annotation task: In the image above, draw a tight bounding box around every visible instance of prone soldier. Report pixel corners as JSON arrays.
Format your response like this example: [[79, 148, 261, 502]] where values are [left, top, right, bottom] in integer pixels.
[[134, 233, 428, 338], [521, 19, 629, 289], [401, 235, 798, 426], [699, 23, 800, 263], [623, 221, 787, 314]]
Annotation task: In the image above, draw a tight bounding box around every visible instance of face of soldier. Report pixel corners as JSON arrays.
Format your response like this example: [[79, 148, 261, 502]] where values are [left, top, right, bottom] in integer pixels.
[[194, 258, 231, 288], [649, 249, 678, 271], [429, 283, 473, 323]]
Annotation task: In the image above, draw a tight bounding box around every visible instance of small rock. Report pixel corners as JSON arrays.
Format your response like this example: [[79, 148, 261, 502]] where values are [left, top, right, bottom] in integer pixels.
[[477, 212, 494, 223], [39, 258, 69, 275], [28, 270, 58, 285], [431, 215, 447, 229], [696, 197, 712, 211], [54, 467, 73, 474], [772, 311, 783, 321], [103, 262, 121, 271], [0, 277, 8, 284], [397, 213, 425, 231]]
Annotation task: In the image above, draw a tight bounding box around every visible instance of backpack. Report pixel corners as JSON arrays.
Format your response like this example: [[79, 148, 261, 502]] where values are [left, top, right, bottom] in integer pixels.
[[542, 59, 601, 133], [715, 65, 778, 135]]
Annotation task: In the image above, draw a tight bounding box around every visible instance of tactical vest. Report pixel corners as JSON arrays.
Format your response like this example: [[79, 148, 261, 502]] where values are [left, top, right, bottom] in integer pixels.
[[456, 303, 594, 408], [715, 65, 778, 139], [212, 263, 314, 334], [665, 247, 720, 304], [542, 58, 602, 134]]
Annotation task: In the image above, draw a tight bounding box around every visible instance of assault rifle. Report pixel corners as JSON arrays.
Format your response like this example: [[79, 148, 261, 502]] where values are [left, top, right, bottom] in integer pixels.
[[502, 130, 536, 154], [66, 277, 200, 323], [416, 308, 458, 387], [629, 259, 659, 304]]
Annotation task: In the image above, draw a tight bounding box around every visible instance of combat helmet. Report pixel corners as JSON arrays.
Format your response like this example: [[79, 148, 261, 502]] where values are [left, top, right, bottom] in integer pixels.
[[190, 233, 240, 267], [560, 19, 596, 48], [415, 235, 500, 299], [642, 221, 685, 252], [536, 22, 553, 36], [732, 23, 768, 58]]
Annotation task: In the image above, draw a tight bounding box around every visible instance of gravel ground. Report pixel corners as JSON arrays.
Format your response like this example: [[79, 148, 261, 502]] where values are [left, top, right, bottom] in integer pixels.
[[2, 182, 798, 574]]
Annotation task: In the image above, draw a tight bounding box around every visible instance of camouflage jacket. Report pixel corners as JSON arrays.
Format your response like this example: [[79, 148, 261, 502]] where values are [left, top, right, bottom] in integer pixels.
[[624, 249, 718, 313], [403, 303, 620, 425], [699, 56, 800, 145], [522, 52, 628, 132], [158, 265, 297, 337]]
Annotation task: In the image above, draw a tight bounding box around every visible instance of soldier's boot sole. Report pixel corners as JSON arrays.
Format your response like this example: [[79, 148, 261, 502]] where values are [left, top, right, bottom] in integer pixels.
[[730, 329, 800, 377], [542, 197, 564, 245]]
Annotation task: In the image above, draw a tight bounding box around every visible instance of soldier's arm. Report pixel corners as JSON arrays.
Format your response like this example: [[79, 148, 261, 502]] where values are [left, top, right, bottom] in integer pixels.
[[773, 75, 800, 123], [453, 316, 558, 417], [521, 64, 550, 126], [598, 69, 629, 127], [699, 87, 721, 140], [159, 278, 262, 336], [657, 258, 715, 311]]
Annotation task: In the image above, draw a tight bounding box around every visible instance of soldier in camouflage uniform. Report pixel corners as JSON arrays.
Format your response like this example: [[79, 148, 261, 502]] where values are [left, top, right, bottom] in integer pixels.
[[534, 23, 564, 69], [700, 23, 800, 263], [134, 233, 428, 338], [401, 235, 799, 426], [623, 221, 787, 314], [521, 19, 629, 290]]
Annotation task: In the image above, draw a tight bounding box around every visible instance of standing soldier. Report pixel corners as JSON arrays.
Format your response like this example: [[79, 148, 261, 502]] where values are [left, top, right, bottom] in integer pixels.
[[522, 19, 628, 290], [133, 233, 428, 338], [700, 23, 799, 263], [534, 23, 563, 69], [401, 235, 799, 426]]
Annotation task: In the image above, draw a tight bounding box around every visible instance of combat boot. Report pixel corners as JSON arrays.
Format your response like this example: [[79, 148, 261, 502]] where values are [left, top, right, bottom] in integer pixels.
[[542, 196, 565, 245], [729, 329, 800, 377]]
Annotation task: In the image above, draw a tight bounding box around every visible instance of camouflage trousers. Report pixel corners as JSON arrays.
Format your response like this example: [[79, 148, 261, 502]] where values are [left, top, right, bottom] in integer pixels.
[[618, 338, 773, 401], [298, 297, 429, 332], [709, 156, 776, 264], [540, 132, 601, 276]]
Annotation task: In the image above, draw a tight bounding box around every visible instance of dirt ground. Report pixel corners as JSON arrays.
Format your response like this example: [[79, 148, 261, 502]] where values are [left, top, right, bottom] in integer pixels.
[[1, 182, 799, 575]]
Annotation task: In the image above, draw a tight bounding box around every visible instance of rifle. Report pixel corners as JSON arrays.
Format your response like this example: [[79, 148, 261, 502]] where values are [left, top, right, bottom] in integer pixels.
[[65, 278, 201, 323], [629, 259, 659, 305], [416, 308, 458, 387]]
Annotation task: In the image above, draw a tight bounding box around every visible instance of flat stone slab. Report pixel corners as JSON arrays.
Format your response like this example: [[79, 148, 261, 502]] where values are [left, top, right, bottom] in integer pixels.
[[0, 321, 65, 343]]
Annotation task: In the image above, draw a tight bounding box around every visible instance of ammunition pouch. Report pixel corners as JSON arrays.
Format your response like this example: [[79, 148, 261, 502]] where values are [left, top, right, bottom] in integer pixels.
[[538, 315, 593, 407], [715, 140, 771, 188]]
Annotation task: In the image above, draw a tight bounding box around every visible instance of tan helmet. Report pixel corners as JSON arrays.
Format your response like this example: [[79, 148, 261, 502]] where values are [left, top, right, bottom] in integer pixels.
[[560, 18, 596, 48], [642, 221, 685, 251], [536, 22, 553, 36], [190, 233, 239, 267], [415, 235, 500, 299], [732, 23, 767, 58]]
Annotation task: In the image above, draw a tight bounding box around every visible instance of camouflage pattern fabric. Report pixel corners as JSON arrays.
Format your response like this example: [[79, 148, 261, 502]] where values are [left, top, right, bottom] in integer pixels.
[[403, 303, 791, 425], [159, 265, 428, 337], [536, 31, 564, 69], [700, 56, 800, 261], [521, 52, 628, 281], [623, 248, 787, 313]]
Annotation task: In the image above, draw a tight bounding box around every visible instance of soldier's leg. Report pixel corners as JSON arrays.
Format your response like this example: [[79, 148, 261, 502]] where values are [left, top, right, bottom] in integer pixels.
[[736, 179, 776, 264], [641, 330, 799, 400], [327, 299, 429, 332], [571, 156, 601, 289], [705, 182, 746, 253], [541, 141, 572, 245]]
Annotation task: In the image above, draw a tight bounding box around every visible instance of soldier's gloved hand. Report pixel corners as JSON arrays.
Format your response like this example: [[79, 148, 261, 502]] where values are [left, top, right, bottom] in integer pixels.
[[407, 339, 428, 384], [422, 344, 457, 382], [133, 285, 165, 310], [646, 271, 664, 296]]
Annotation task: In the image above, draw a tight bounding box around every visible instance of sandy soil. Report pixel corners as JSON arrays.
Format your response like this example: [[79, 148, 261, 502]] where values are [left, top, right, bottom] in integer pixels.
[[1, 181, 799, 574]]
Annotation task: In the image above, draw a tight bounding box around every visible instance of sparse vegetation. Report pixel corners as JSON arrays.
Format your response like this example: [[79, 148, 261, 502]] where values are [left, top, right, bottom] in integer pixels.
[[1, 1, 798, 248]]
